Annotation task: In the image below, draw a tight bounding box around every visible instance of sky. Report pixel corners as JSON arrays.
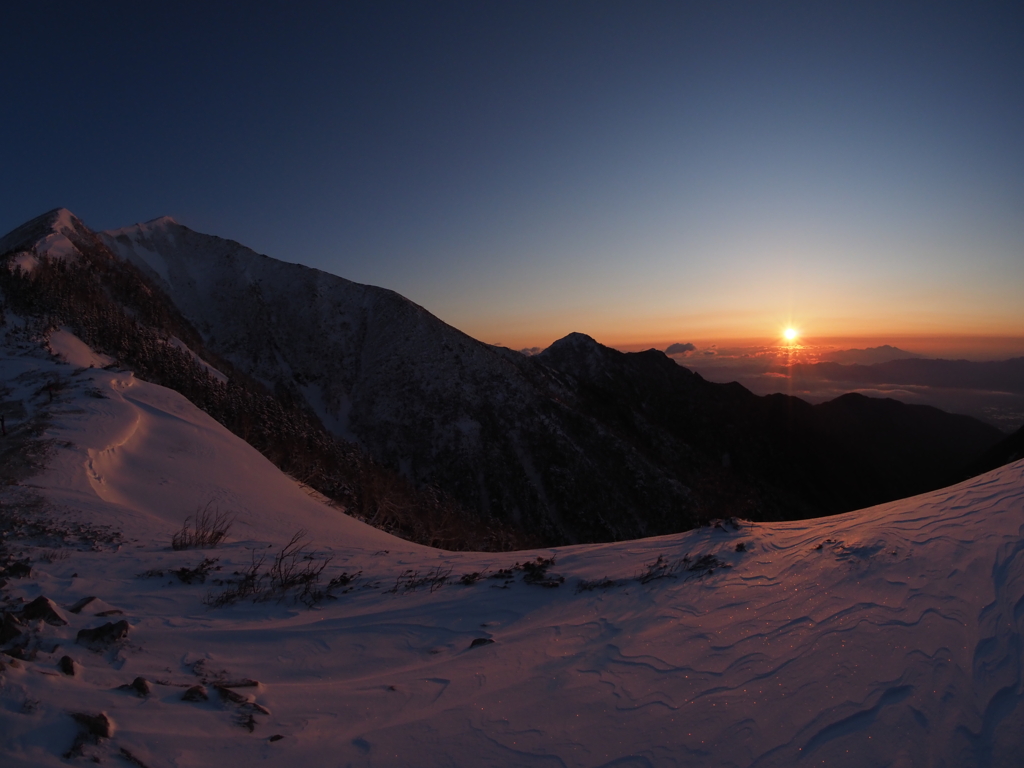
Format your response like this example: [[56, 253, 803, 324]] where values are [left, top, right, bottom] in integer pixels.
[[2, 1, 1023, 353]]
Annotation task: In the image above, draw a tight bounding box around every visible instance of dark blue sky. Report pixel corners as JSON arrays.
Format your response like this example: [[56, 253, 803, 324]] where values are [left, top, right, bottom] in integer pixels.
[[3, 2, 1022, 347]]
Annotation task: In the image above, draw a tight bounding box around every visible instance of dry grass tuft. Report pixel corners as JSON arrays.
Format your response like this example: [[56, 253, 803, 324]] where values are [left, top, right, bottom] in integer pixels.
[[172, 502, 234, 550]]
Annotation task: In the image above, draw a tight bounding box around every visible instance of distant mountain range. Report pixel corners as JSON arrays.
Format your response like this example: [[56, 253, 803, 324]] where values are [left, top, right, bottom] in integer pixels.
[[675, 342, 1024, 431], [785, 356, 1024, 393], [0, 209, 1010, 547], [818, 344, 922, 365]]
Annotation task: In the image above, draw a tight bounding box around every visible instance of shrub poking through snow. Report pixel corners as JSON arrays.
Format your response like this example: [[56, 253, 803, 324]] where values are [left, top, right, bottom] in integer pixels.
[[520, 557, 564, 588], [172, 503, 233, 550], [636, 554, 677, 584], [137, 558, 221, 584], [484, 557, 564, 588], [636, 553, 732, 584], [268, 531, 331, 596], [173, 558, 220, 584], [575, 578, 619, 593], [686, 553, 730, 577], [205, 531, 343, 607], [704, 517, 746, 531], [386, 565, 453, 594]]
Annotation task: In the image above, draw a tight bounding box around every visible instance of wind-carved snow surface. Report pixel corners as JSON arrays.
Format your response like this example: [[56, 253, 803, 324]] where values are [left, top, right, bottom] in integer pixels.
[[1, 329, 1023, 767]]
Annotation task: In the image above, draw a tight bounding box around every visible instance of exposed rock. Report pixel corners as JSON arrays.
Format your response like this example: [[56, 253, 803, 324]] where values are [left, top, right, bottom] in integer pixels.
[[76, 619, 130, 649], [22, 596, 68, 625], [119, 747, 151, 768], [214, 684, 247, 704], [58, 655, 76, 675], [70, 711, 114, 738], [1, 561, 31, 579], [65, 711, 115, 758], [2, 646, 33, 661], [469, 637, 494, 649], [0, 612, 24, 644], [182, 684, 209, 702], [219, 677, 260, 688], [67, 596, 98, 614], [119, 677, 151, 696]]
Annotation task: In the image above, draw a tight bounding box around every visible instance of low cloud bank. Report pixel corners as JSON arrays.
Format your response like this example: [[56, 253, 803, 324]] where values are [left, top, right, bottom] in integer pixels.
[[666, 342, 696, 355]]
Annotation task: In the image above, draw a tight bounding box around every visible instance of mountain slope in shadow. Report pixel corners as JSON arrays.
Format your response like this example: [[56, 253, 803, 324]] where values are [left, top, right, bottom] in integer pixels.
[[0, 209, 1007, 546]]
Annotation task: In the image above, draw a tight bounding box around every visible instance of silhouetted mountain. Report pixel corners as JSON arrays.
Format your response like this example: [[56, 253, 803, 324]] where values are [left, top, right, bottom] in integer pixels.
[[0, 210, 1008, 547], [968, 424, 1024, 477], [819, 344, 920, 365], [539, 336, 1004, 517]]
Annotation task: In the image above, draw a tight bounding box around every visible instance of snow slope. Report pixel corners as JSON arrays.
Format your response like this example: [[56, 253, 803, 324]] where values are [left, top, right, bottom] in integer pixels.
[[2, 329, 1023, 767]]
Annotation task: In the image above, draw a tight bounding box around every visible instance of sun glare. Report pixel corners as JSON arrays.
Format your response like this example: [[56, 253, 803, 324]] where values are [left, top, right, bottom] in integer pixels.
[[784, 328, 798, 342]]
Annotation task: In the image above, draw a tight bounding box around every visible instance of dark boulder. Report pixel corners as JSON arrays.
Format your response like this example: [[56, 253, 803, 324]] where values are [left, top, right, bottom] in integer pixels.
[[65, 711, 114, 758], [67, 596, 98, 614], [0, 612, 24, 644], [1, 561, 31, 579], [76, 620, 130, 649], [70, 711, 114, 738], [119, 676, 151, 696], [182, 684, 209, 702], [22, 596, 68, 626]]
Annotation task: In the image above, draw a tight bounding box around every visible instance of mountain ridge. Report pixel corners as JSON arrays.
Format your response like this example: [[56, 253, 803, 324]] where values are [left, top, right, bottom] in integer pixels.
[[0, 209, 1009, 546]]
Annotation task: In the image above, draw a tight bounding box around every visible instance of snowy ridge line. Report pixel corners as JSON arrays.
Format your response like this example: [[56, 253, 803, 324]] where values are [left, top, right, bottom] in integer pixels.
[[88, 209, 1009, 545]]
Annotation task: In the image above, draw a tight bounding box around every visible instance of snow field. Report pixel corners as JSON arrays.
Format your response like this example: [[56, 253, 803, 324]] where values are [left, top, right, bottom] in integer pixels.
[[0, 330, 1022, 767]]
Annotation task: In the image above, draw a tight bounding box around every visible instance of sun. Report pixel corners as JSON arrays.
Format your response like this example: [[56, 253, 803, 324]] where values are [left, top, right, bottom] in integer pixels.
[[784, 328, 799, 342]]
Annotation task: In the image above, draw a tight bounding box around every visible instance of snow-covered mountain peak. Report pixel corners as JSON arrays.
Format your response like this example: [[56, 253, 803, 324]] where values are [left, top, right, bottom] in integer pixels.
[[0, 207, 90, 256], [0, 208, 101, 272], [49, 207, 86, 233]]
